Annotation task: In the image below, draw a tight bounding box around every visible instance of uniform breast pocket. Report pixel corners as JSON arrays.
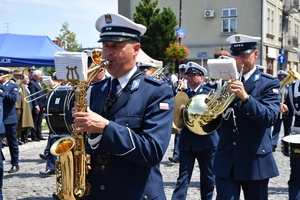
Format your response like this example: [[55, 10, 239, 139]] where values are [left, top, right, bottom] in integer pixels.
[[115, 116, 142, 129]]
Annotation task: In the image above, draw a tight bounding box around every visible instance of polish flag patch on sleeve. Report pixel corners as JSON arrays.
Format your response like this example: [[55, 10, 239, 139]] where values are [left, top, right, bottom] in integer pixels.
[[272, 89, 279, 94], [159, 102, 169, 110]]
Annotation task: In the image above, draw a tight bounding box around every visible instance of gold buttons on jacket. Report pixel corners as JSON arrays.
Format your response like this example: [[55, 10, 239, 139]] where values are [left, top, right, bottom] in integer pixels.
[[143, 195, 148, 200]]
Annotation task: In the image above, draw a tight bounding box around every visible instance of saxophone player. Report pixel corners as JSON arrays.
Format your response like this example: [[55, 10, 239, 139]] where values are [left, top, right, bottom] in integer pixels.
[[213, 34, 280, 200], [71, 13, 174, 200]]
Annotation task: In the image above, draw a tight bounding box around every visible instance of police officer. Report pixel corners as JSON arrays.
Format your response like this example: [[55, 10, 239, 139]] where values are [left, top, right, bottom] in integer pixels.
[[271, 70, 292, 152], [71, 13, 174, 199], [0, 80, 5, 199], [0, 67, 20, 173], [171, 62, 219, 200], [284, 78, 300, 200], [213, 34, 280, 199]]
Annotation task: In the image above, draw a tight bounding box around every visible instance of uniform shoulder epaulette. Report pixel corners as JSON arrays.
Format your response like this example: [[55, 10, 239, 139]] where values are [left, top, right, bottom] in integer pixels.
[[9, 80, 17, 85], [144, 76, 165, 85], [261, 72, 276, 80]]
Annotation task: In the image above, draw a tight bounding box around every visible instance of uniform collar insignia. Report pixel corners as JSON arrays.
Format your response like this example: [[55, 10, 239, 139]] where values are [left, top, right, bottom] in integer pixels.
[[235, 36, 240, 42], [131, 79, 140, 90], [105, 14, 112, 24], [254, 74, 260, 82]]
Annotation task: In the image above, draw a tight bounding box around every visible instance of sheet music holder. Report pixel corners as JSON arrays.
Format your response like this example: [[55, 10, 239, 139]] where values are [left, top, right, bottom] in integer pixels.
[[207, 58, 238, 81], [54, 52, 88, 82]]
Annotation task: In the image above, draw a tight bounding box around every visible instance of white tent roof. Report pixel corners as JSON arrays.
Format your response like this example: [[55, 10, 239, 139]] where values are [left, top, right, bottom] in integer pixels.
[[137, 49, 163, 67]]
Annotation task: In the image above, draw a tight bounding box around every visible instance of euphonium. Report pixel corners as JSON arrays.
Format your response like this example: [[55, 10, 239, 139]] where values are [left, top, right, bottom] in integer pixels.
[[183, 65, 244, 135], [50, 51, 109, 200], [280, 68, 300, 88]]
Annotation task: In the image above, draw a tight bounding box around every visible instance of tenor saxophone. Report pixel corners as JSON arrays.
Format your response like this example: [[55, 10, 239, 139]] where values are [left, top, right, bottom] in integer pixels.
[[50, 53, 109, 200]]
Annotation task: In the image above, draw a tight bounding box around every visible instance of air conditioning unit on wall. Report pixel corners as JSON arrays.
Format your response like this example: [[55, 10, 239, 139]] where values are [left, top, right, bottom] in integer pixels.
[[204, 10, 215, 18]]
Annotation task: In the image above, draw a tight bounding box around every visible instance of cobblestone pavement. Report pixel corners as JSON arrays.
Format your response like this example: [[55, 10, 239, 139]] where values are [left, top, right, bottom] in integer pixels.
[[2, 130, 291, 199]]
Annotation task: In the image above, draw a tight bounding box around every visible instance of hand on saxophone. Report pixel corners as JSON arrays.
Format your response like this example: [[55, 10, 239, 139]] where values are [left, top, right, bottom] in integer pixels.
[[227, 80, 249, 102], [72, 107, 109, 134]]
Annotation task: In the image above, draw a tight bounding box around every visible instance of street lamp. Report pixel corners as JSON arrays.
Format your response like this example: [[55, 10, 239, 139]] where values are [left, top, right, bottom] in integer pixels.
[[280, 3, 300, 69]]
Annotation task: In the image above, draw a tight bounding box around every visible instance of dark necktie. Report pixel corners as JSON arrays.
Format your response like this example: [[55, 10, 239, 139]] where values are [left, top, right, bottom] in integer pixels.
[[109, 78, 119, 100], [241, 76, 245, 83], [191, 91, 196, 97]]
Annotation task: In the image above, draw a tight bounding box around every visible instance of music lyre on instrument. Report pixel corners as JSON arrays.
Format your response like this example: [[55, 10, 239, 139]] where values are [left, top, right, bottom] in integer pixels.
[[50, 51, 109, 200]]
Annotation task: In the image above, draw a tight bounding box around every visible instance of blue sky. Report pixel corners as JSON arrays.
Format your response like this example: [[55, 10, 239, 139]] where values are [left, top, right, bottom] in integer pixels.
[[0, 0, 118, 48]]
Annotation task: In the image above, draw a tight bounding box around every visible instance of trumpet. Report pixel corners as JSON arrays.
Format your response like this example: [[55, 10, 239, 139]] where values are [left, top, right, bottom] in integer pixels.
[[175, 78, 184, 93], [0, 74, 10, 80]]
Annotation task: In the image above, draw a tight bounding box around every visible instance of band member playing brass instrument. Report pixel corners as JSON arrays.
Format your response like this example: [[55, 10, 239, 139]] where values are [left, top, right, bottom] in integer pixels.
[[171, 62, 219, 200], [213, 34, 280, 200], [70, 13, 174, 200]]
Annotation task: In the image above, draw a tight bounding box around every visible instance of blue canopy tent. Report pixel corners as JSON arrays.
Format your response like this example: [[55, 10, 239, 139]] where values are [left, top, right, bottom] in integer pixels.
[[0, 33, 66, 67]]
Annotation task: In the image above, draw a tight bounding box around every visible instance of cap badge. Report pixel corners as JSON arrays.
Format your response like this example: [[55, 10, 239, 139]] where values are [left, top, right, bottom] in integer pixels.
[[105, 14, 112, 24], [235, 36, 241, 42]]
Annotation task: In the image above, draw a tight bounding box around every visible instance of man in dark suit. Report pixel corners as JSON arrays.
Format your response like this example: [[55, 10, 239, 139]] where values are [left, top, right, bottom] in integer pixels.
[[69, 13, 174, 200], [213, 34, 280, 199], [0, 67, 20, 173], [28, 69, 46, 141], [171, 62, 219, 200]]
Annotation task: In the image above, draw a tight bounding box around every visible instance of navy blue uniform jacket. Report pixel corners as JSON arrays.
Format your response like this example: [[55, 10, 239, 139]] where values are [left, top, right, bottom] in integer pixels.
[[77, 70, 174, 200], [1, 81, 18, 125], [213, 68, 280, 181]]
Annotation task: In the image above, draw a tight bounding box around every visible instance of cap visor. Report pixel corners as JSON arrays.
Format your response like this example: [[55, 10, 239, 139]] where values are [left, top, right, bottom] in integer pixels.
[[231, 49, 255, 56], [98, 36, 133, 42]]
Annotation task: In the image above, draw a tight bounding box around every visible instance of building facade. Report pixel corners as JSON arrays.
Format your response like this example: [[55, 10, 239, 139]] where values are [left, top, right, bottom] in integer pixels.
[[118, 0, 300, 76]]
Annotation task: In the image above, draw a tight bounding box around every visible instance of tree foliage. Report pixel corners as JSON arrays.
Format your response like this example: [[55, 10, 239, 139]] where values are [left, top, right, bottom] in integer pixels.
[[56, 22, 78, 52], [133, 0, 178, 65]]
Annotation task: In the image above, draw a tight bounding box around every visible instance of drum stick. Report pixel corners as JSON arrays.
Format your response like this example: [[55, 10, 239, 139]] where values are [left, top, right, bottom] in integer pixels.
[[280, 87, 286, 119]]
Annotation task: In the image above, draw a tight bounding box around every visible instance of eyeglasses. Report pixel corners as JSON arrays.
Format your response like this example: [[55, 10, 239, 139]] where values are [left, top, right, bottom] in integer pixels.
[[186, 74, 200, 78]]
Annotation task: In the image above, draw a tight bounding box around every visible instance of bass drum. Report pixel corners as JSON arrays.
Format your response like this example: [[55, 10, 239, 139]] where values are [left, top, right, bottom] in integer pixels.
[[45, 85, 74, 136], [281, 134, 300, 157]]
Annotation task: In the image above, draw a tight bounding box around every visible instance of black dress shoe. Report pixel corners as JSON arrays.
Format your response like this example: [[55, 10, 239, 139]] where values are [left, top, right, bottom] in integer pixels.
[[39, 169, 55, 176], [39, 153, 48, 161], [32, 137, 40, 142], [272, 145, 276, 152], [18, 141, 24, 145], [8, 165, 19, 173], [25, 139, 33, 143], [38, 137, 47, 140], [168, 157, 179, 163], [52, 192, 60, 200]]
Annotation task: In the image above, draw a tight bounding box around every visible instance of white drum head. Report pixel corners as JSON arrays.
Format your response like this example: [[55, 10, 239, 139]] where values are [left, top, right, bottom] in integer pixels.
[[282, 134, 300, 143]]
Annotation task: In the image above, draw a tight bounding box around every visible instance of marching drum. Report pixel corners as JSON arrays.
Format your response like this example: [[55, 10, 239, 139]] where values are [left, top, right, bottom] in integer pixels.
[[281, 134, 300, 157], [45, 85, 74, 136]]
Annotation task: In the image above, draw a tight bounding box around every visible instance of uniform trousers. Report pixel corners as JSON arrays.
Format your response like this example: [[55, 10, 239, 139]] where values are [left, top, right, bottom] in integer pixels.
[[31, 109, 44, 139], [215, 173, 269, 200], [171, 148, 215, 200], [172, 131, 180, 159], [4, 123, 18, 166], [288, 156, 300, 200]]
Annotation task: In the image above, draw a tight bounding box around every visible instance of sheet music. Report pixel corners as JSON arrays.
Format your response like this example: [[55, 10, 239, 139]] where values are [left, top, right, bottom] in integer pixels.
[[54, 52, 88, 81], [207, 58, 238, 80], [42, 76, 54, 86]]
